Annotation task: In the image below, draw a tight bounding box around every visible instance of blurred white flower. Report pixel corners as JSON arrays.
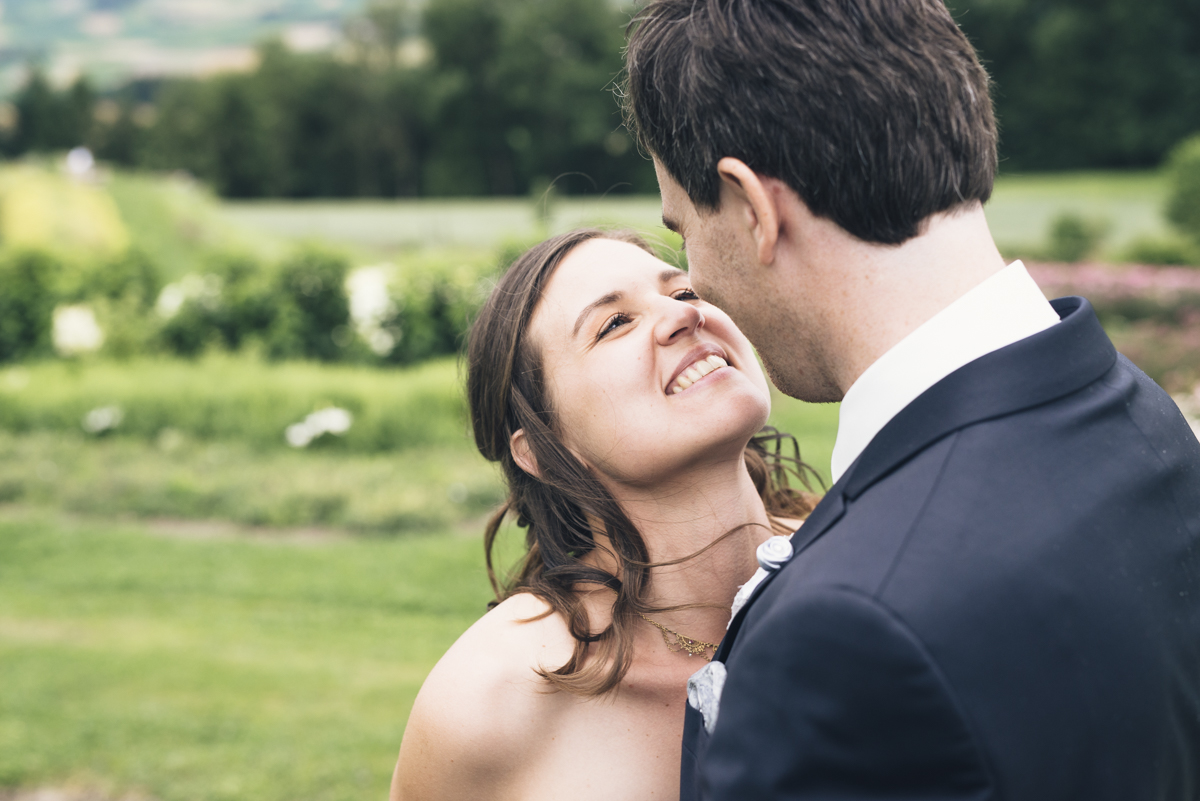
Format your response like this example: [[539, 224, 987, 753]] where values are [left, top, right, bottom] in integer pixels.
[[285, 406, 354, 448], [53, 304, 104, 355], [65, 146, 95, 178], [156, 274, 223, 318], [82, 405, 123, 434], [346, 265, 396, 355], [367, 329, 396, 355]]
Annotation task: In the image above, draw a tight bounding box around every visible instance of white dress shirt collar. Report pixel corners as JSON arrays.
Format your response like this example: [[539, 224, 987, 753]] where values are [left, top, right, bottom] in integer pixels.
[[830, 261, 1060, 483]]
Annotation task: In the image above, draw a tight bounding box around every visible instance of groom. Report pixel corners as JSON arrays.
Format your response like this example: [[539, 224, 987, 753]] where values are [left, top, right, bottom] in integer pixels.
[[624, 1, 1200, 799]]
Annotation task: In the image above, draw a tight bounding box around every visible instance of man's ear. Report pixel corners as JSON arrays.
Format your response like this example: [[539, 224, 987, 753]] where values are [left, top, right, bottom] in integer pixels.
[[717, 157, 780, 266], [510, 429, 541, 478]]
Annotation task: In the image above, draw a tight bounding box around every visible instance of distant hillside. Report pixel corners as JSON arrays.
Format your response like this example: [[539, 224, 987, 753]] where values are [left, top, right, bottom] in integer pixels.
[[0, 0, 370, 94]]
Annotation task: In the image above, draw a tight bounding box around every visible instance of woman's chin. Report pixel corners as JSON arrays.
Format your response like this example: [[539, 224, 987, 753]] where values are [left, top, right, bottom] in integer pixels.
[[601, 417, 771, 488]]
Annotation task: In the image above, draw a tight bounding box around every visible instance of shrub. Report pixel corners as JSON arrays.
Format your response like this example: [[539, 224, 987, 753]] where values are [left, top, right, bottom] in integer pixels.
[[157, 253, 277, 358], [159, 288, 223, 357], [383, 274, 478, 364], [0, 249, 61, 362], [368, 250, 498, 366], [266, 247, 352, 362], [1166, 133, 1200, 242], [86, 248, 163, 310], [1043, 212, 1110, 263], [210, 253, 276, 350], [70, 249, 167, 359], [1120, 235, 1200, 267]]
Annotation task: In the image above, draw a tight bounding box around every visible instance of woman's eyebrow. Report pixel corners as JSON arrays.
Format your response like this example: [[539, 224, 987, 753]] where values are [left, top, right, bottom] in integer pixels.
[[571, 271, 687, 338], [573, 291, 623, 338]]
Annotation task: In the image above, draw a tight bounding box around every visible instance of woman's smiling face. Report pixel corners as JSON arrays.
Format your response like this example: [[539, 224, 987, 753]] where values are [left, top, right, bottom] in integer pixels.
[[527, 237, 771, 488]]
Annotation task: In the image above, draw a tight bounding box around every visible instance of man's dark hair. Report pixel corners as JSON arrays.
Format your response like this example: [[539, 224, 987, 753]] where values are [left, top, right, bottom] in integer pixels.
[[623, 0, 998, 245]]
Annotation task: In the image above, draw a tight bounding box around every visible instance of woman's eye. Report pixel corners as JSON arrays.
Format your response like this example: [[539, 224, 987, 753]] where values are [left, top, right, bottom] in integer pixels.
[[672, 288, 699, 301], [597, 313, 632, 340]]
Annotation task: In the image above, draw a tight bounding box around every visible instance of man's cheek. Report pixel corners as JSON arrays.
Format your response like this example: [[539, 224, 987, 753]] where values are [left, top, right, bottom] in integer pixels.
[[685, 250, 713, 293], [689, 265, 716, 304]]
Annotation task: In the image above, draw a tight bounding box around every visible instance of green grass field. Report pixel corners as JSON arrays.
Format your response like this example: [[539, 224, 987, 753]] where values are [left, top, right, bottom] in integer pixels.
[[0, 510, 490, 801], [0, 430, 503, 533], [985, 171, 1169, 256]]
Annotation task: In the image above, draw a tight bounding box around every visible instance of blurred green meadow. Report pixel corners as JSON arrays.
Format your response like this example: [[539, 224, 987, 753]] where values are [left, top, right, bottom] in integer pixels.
[[1, 159, 1197, 801], [0, 510, 489, 801]]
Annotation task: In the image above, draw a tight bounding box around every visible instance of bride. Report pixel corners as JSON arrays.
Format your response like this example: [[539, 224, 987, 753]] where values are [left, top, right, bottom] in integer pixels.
[[390, 228, 819, 800]]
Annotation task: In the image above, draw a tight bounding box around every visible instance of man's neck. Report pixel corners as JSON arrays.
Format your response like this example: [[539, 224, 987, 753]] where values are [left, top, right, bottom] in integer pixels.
[[808, 203, 1008, 396]]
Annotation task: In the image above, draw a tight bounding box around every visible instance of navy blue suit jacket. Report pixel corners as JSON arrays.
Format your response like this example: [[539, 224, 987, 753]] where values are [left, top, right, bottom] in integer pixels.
[[682, 298, 1200, 800]]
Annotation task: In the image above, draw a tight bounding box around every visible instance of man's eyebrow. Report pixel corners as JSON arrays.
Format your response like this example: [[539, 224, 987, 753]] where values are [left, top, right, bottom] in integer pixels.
[[573, 291, 623, 338]]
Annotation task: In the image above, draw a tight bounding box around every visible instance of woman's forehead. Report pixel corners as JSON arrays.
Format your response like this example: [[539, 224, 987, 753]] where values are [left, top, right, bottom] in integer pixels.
[[546, 238, 681, 303], [527, 237, 682, 344]]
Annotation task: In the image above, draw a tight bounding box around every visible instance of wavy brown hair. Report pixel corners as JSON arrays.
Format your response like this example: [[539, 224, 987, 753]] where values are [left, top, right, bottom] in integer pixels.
[[466, 228, 821, 696]]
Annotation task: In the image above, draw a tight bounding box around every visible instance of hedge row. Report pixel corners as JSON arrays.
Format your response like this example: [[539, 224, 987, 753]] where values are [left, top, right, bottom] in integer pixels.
[[0, 243, 500, 367]]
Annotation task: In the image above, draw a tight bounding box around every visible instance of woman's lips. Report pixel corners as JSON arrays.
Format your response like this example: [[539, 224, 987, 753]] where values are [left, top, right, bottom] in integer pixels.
[[669, 353, 729, 394]]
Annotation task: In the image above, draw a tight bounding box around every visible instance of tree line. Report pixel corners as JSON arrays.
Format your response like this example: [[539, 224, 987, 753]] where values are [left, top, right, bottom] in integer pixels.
[[4, 0, 1199, 197], [948, 0, 1200, 171]]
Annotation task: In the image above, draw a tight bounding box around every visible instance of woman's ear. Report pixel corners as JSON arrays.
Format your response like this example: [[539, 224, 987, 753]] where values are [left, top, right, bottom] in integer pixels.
[[510, 429, 541, 478]]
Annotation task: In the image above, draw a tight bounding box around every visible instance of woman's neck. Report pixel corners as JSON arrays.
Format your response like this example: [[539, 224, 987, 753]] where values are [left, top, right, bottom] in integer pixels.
[[602, 455, 773, 643]]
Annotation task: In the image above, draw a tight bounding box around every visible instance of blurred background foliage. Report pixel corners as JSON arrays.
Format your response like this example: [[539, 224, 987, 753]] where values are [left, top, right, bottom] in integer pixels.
[[1, 0, 653, 199], [948, 0, 1200, 171], [1, 0, 1196, 198]]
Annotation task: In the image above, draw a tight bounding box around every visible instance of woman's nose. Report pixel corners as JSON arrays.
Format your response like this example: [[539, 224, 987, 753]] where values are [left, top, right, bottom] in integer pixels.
[[655, 299, 705, 344]]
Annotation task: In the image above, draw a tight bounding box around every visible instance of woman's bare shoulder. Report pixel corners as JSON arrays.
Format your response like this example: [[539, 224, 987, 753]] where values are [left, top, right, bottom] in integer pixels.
[[447, 592, 578, 686], [390, 593, 577, 800]]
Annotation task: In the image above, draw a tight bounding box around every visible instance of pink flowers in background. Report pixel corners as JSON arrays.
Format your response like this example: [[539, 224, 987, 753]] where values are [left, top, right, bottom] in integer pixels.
[[1027, 261, 1200, 395], [1029, 263, 1200, 306]]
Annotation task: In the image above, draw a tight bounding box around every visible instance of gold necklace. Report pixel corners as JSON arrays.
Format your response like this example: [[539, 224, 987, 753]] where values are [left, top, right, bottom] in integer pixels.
[[638, 613, 718, 661]]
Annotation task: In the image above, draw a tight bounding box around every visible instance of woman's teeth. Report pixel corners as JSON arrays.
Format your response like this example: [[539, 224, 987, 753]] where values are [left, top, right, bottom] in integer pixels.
[[670, 354, 729, 394]]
